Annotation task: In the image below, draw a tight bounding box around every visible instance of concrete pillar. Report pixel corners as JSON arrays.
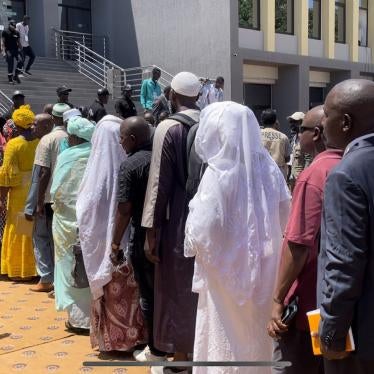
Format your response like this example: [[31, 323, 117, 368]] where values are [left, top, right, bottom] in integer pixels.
[[272, 64, 309, 135], [326, 70, 353, 94], [261, 0, 275, 51], [295, 0, 308, 55], [346, 0, 359, 62], [229, 0, 242, 103], [26, 0, 59, 57], [322, 0, 335, 59]]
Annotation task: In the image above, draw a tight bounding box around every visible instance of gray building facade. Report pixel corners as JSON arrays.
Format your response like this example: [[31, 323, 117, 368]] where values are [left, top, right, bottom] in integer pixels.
[[2, 0, 373, 131]]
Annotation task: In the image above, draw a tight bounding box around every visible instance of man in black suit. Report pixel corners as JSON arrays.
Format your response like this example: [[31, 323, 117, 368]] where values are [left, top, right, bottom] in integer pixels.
[[318, 79, 374, 373]]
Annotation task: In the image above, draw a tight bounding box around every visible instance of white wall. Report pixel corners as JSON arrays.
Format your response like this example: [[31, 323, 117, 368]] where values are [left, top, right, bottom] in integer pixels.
[[130, 0, 233, 97]]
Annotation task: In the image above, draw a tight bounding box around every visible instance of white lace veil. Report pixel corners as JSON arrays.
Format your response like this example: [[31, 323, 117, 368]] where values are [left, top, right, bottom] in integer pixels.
[[76, 115, 127, 300], [185, 102, 290, 305]]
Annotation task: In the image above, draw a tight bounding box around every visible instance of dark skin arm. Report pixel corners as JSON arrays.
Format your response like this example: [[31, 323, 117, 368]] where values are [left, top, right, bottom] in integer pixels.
[[145, 227, 160, 264], [36, 166, 51, 216], [110, 201, 132, 265], [267, 241, 309, 339]]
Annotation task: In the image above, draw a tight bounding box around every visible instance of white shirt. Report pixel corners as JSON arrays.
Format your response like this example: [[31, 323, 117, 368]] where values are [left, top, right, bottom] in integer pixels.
[[207, 84, 224, 105], [16, 22, 29, 47]]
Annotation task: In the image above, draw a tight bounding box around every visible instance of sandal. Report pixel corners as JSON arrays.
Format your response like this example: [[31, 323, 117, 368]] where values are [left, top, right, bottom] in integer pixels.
[[64, 321, 90, 336]]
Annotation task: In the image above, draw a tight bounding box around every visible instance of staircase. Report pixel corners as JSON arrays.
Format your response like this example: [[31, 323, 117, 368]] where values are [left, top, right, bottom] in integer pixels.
[[0, 57, 108, 114], [0, 29, 174, 116]]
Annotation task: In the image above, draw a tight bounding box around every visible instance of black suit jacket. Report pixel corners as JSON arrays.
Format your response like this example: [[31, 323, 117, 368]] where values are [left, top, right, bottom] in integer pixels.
[[318, 135, 374, 359]]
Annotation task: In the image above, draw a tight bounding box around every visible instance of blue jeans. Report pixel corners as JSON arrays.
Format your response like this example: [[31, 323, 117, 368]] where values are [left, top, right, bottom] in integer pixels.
[[33, 204, 54, 283]]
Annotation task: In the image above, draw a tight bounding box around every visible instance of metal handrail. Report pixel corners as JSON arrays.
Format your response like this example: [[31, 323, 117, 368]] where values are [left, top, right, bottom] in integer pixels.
[[53, 28, 174, 100], [53, 28, 104, 37], [53, 28, 107, 59], [0, 90, 12, 115]]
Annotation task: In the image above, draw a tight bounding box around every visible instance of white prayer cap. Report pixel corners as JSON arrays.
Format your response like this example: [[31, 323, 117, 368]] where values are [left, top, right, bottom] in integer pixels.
[[171, 72, 200, 98], [63, 108, 82, 123], [287, 111, 305, 121]]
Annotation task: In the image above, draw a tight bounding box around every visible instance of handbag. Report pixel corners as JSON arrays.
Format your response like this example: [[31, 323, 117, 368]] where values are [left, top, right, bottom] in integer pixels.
[[71, 240, 89, 289]]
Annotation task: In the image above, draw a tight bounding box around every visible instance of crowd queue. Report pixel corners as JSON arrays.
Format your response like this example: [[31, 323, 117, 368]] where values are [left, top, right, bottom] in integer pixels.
[[0, 68, 373, 374]]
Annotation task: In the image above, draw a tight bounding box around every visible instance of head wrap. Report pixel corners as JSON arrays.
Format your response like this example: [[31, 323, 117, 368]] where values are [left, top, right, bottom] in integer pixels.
[[171, 72, 200, 97], [63, 108, 81, 123], [3, 120, 18, 141], [67, 116, 95, 142], [76, 115, 127, 300], [12, 105, 35, 129], [52, 103, 71, 118], [184, 102, 291, 306]]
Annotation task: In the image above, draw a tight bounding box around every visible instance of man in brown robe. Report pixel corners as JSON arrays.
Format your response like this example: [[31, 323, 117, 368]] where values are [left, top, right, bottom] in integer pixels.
[[141, 72, 201, 367]]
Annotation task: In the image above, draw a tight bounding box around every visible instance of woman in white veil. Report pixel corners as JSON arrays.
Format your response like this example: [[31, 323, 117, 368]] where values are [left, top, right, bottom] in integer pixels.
[[76, 115, 146, 352], [185, 102, 290, 373]]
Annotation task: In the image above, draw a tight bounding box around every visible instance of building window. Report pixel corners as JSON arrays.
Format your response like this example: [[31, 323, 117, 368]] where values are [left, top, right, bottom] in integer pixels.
[[335, 0, 346, 43], [243, 83, 272, 123], [239, 0, 260, 30], [58, 0, 91, 33], [308, 0, 321, 39], [309, 87, 325, 109], [275, 0, 294, 34], [359, 0, 368, 47]]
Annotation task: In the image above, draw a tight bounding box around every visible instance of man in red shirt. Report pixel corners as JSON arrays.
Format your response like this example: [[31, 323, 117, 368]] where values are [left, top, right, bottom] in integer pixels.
[[267, 105, 343, 373]]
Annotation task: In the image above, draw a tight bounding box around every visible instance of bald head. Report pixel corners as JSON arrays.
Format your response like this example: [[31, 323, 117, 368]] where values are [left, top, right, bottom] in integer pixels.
[[120, 116, 151, 154], [33, 113, 53, 139], [299, 105, 325, 156], [323, 79, 374, 149], [43, 104, 54, 115], [303, 105, 324, 128], [144, 112, 155, 126]]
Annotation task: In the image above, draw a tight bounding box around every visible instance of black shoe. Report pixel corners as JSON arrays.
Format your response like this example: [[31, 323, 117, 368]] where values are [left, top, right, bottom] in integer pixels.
[[25, 70, 32, 76], [8, 75, 14, 84], [14, 75, 21, 84], [65, 321, 89, 336]]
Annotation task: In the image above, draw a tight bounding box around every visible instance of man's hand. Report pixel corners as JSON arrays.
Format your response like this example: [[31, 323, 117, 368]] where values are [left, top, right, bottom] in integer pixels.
[[267, 301, 288, 340], [24, 213, 34, 222], [320, 339, 350, 360], [36, 202, 44, 217], [145, 228, 160, 264]]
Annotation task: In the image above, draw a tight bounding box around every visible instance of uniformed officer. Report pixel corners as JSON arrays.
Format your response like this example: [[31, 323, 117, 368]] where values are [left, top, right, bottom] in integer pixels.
[[56, 85, 74, 109], [88, 88, 109, 124]]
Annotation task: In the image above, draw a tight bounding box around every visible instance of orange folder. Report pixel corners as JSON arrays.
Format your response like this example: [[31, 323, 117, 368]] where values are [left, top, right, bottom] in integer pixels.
[[306, 308, 355, 356]]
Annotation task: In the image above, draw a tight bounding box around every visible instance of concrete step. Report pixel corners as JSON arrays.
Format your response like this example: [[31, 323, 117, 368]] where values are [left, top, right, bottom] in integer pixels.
[[0, 57, 128, 114]]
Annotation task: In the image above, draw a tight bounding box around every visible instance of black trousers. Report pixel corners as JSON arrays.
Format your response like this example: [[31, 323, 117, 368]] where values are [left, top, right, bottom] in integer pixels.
[[5, 49, 23, 76], [22, 46, 35, 71], [324, 356, 374, 374], [272, 324, 324, 374], [129, 240, 164, 355]]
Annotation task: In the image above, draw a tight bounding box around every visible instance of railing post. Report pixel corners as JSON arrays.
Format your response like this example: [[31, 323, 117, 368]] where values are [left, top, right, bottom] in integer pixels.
[[83, 34, 85, 48], [55, 32, 59, 59], [103, 37, 106, 58], [62, 34, 65, 60], [78, 45, 81, 73]]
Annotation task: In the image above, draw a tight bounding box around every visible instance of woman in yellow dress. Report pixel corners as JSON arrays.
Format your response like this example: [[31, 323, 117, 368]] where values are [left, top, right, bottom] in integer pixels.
[[0, 105, 39, 280]]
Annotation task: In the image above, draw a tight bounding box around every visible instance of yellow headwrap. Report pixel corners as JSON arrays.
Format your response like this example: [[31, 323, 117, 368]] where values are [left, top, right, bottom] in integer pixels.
[[12, 105, 35, 129]]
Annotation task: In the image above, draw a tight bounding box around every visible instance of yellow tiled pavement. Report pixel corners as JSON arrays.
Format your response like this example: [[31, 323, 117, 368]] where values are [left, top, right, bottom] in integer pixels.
[[0, 278, 149, 373]]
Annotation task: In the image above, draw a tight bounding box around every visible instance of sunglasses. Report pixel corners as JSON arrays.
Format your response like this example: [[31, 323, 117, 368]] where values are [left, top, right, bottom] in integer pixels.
[[299, 126, 317, 134]]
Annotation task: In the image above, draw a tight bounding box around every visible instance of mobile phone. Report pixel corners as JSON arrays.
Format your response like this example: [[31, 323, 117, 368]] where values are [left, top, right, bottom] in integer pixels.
[[281, 296, 299, 325]]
